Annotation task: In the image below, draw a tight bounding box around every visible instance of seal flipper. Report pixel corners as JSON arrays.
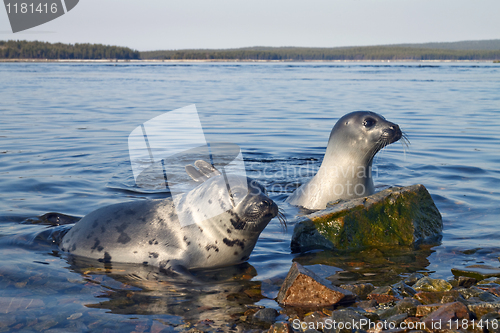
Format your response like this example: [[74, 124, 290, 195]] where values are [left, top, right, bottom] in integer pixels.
[[185, 165, 207, 183], [160, 259, 202, 284], [194, 160, 221, 177], [185, 160, 221, 183]]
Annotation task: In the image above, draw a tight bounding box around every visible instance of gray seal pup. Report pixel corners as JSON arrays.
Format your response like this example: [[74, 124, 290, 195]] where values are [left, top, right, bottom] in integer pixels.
[[60, 161, 280, 274], [286, 111, 403, 210]]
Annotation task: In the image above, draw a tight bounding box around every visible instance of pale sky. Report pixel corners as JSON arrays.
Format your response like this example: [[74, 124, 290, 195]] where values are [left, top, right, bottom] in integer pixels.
[[1, 0, 499, 51]]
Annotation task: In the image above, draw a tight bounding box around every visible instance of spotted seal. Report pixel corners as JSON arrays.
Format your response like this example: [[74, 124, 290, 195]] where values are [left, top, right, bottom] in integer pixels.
[[286, 111, 404, 210], [60, 161, 281, 274]]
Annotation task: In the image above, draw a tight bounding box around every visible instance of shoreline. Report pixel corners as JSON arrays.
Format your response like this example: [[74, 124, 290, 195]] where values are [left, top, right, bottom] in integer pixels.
[[0, 58, 498, 63]]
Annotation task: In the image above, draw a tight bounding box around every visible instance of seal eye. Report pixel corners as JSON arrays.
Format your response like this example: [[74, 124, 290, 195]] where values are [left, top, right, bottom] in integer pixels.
[[363, 118, 376, 128]]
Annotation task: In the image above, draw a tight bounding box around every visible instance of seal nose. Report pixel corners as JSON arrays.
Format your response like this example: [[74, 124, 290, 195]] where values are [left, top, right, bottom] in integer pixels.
[[383, 123, 402, 142], [391, 124, 402, 140], [258, 199, 278, 217]]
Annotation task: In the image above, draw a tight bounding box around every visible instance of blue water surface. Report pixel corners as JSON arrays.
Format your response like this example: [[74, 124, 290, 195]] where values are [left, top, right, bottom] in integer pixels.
[[0, 62, 499, 332]]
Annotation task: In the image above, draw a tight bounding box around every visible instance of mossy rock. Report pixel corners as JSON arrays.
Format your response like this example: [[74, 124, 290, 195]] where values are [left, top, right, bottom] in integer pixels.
[[291, 184, 442, 253]]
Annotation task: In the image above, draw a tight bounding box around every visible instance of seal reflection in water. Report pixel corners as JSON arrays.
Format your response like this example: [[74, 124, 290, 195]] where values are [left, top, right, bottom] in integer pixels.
[[286, 111, 405, 210], [60, 161, 281, 276]]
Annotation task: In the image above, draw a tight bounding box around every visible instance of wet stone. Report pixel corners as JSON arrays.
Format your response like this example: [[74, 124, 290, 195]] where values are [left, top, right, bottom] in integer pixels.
[[413, 276, 452, 292], [457, 276, 477, 288], [354, 299, 378, 309], [477, 285, 500, 298], [403, 273, 425, 286], [325, 309, 369, 333], [481, 312, 500, 333], [458, 286, 498, 301], [414, 290, 461, 305], [291, 184, 443, 253], [302, 311, 329, 331], [386, 313, 408, 326], [339, 283, 375, 300], [268, 322, 292, 333], [379, 298, 421, 319], [367, 286, 402, 304], [467, 302, 500, 319], [392, 281, 417, 297], [452, 265, 500, 281], [416, 303, 447, 317], [277, 262, 355, 307], [421, 302, 470, 331], [253, 308, 279, 323], [479, 277, 500, 285]]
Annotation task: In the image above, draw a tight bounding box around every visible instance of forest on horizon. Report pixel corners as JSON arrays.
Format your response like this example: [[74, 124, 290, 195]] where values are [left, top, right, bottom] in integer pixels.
[[1, 39, 500, 61]]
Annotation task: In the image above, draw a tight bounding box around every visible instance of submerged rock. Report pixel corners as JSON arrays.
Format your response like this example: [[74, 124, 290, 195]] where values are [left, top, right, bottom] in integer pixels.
[[339, 283, 374, 300], [452, 265, 500, 280], [367, 285, 402, 303], [403, 272, 425, 286], [276, 262, 355, 307], [291, 184, 442, 253], [253, 308, 279, 323]]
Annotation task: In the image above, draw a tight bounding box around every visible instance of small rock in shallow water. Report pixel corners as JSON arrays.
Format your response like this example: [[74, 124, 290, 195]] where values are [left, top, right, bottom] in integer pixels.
[[403, 272, 425, 286], [291, 184, 442, 253], [367, 286, 402, 303], [339, 283, 374, 300], [478, 277, 500, 285], [253, 308, 279, 323], [413, 276, 452, 292], [392, 281, 417, 297], [277, 262, 355, 307], [452, 265, 500, 280]]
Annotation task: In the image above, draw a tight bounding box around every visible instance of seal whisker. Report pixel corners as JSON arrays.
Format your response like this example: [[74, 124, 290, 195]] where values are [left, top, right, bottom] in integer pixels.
[[277, 207, 287, 231], [401, 132, 411, 149]]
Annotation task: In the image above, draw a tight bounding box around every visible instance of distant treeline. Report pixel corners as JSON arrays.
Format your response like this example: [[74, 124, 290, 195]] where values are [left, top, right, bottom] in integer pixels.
[[0, 40, 140, 60], [141, 46, 500, 61], [2, 40, 500, 61]]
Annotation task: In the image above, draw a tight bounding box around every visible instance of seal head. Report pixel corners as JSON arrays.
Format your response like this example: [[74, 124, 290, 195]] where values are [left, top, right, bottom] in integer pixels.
[[286, 111, 402, 210]]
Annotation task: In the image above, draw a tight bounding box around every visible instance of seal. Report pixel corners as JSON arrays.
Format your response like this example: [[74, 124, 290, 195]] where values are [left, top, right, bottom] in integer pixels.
[[286, 111, 403, 210], [60, 161, 280, 274]]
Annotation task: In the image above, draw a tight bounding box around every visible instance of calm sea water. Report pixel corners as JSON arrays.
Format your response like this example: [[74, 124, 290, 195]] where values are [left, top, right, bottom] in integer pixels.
[[0, 62, 499, 331]]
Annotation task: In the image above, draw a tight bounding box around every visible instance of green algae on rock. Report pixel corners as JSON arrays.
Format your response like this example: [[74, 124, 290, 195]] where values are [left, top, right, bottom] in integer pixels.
[[291, 184, 442, 253]]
